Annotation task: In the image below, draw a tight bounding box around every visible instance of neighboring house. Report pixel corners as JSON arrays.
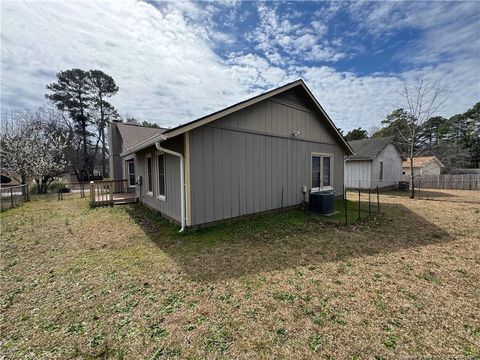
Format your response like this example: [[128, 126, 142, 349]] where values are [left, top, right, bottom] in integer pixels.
[[109, 122, 166, 187], [0, 173, 20, 186], [344, 136, 403, 189], [402, 156, 444, 176], [110, 79, 353, 229]]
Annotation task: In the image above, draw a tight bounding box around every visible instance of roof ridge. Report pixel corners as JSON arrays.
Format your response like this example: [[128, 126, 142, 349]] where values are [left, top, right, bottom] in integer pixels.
[[117, 122, 168, 130]]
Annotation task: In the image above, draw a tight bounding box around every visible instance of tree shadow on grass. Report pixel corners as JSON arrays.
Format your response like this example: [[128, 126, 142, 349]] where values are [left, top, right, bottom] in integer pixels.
[[124, 202, 453, 283]]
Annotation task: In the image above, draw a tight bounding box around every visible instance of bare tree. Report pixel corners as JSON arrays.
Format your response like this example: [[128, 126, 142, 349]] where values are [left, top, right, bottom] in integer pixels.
[[383, 77, 451, 198]]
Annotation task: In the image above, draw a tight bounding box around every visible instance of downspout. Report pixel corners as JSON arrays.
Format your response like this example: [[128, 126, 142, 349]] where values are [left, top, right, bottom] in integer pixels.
[[156, 135, 186, 232]]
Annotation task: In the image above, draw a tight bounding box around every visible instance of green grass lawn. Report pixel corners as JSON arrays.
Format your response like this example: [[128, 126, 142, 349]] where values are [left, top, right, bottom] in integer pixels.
[[1, 193, 479, 359]]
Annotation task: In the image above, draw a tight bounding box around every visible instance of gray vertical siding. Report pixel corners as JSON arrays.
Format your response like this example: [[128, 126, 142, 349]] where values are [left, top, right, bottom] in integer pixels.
[[135, 136, 184, 223], [108, 122, 124, 180], [189, 91, 345, 226]]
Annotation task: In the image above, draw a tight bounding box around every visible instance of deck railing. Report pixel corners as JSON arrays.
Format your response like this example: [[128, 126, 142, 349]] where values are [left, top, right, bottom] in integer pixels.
[[89, 179, 135, 206]]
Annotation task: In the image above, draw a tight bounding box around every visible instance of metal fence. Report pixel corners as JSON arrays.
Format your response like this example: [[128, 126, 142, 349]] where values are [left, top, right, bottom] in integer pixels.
[[343, 186, 381, 225], [55, 182, 90, 200], [414, 182, 480, 204], [346, 179, 480, 205], [0, 184, 29, 210]]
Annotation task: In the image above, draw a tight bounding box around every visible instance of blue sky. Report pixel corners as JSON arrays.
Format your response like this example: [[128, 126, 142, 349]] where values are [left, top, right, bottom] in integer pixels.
[[1, 0, 479, 132]]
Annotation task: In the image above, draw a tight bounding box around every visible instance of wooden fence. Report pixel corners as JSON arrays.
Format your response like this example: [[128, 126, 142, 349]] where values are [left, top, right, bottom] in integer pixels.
[[415, 174, 480, 190]]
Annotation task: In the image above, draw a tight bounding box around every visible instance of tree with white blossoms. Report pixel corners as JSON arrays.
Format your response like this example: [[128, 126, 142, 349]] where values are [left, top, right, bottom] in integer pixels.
[[0, 108, 70, 193]]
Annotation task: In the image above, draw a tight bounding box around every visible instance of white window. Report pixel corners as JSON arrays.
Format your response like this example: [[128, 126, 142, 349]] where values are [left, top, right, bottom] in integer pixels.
[[157, 153, 166, 200], [311, 154, 333, 192], [379, 161, 384, 181], [126, 160, 135, 187], [146, 154, 153, 196]]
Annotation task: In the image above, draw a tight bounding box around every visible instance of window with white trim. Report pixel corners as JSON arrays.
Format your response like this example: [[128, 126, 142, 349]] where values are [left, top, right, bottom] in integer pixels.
[[311, 154, 333, 191], [146, 154, 153, 195], [127, 160, 135, 187], [157, 153, 166, 199]]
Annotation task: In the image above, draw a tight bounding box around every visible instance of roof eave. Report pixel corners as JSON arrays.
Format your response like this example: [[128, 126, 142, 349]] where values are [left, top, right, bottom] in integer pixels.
[[163, 80, 305, 139], [299, 82, 354, 155], [346, 157, 373, 161], [120, 79, 353, 156]]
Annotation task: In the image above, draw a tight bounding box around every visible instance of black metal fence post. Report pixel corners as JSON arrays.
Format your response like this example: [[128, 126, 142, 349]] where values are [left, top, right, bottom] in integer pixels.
[[358, 189, 361, 220], [368, 187, 371, 216], [10, 188, 14, 207], [281, 187, 284, 213], [344, 188, 348, 225], [376, 185, 380, 213]]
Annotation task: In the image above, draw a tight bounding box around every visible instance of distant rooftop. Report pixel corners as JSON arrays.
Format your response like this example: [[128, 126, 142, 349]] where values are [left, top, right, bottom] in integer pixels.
[[402, 156, 444, 169], [347, 136, 394, 161]]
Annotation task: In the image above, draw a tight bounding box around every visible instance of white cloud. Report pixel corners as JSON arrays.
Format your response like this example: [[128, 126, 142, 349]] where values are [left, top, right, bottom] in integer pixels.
[[248, 4, 344, 64], [0, 0, 252, 127], [294, 34, 317, 51], [311, 20, 327, 36], [1, 0, 479, 134]]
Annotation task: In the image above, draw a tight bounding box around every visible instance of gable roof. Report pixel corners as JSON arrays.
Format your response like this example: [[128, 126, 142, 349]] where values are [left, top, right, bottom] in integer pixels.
[[402, 156, 444, 169], [116, 122, 166, 151], [346, 136, 395, 161], [121, 79, 354, 156]]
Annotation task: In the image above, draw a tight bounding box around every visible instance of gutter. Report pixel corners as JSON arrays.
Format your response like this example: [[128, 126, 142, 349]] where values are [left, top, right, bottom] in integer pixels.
[[155, 134, 186, 232]]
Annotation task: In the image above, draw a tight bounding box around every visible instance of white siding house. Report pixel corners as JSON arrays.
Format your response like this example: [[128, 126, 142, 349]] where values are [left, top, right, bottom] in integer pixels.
[[345, 137, 403, 189]]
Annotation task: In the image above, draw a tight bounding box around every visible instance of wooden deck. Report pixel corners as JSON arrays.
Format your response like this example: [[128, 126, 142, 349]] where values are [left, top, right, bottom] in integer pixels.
[[93, 192, 136, 206], [90, 180, 137, 206]]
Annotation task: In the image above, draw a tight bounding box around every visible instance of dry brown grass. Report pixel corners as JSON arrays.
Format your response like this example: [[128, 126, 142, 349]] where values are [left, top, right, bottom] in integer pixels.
[[1, 190, 479, 359]]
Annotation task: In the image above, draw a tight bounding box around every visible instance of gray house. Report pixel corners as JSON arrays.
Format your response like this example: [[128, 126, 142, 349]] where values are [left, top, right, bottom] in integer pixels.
[[344, 136, 402, 189], [109, 122, 165, 186], [110, 80, 353, 229]]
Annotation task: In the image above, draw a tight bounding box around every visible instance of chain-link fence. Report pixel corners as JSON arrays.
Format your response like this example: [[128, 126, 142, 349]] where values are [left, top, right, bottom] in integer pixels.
[[0, 184, 29, 210], [54, 182, 90, 200]]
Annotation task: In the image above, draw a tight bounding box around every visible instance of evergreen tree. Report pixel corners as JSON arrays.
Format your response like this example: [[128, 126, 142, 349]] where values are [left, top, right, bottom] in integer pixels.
[[88, 70, 119, 177], [344, 127, 368, 141], [46, 69, 93, 178]]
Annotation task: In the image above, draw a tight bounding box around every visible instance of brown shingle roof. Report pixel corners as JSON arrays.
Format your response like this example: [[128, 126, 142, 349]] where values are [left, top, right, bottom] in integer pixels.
[[116, 123, 166, 150], [402, 156, 443, 169]]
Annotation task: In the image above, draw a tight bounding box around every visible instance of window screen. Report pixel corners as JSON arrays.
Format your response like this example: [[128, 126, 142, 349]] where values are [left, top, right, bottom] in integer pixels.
[[312, 156, 321, 189], [128, 161, 135, 187], [158, 154, 165, 197], [147, 156, 153, 193], [323, 156, 331, 187]]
